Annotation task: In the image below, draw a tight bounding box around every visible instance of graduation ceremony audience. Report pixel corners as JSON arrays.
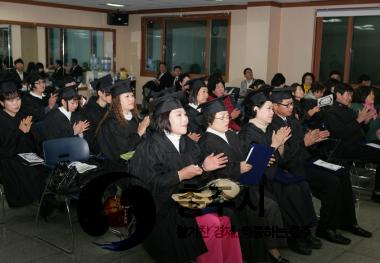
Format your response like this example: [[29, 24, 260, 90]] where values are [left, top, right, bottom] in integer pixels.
[[1, 54, 380, 263]]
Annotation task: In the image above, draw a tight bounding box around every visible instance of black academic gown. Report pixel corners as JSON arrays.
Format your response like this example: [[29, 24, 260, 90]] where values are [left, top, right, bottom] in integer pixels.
[[184, 105, 205, 135], [43, 108, 82, 140], [82, 97, 108, 154], [325, 102, 380, 192], [96, 112, 141, 171], [130, 133, 207, 263], [270, 115, 353, 232], [239, 121, 317, 232], [21, 93, 51, 122], [157, 71, 174, 91], [198, 131, 268, 263], [0, 110, 46, 207]]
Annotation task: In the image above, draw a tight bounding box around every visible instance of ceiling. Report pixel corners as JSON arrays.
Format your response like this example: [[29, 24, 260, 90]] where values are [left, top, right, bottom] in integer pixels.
[[34, 0, 324, 11]]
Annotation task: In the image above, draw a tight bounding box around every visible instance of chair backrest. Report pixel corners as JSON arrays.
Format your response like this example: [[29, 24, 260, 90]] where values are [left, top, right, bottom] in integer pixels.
[[43, 137, 90, 166]]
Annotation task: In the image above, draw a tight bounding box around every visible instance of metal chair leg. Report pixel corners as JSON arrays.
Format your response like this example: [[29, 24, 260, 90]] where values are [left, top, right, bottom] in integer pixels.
[[34, 194, 75, 254]]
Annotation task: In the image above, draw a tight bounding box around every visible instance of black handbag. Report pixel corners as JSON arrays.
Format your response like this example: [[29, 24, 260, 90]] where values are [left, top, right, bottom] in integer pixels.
[[48, 162, 80, 194]]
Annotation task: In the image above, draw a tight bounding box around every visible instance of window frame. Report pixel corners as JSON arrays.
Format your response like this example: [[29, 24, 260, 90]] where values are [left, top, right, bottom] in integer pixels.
[[140, 13, 231, 81], [45, 24, 116, 72]]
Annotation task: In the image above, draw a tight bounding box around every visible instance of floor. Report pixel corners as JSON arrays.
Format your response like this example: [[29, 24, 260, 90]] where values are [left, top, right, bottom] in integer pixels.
[[0, 190, 379, 263]]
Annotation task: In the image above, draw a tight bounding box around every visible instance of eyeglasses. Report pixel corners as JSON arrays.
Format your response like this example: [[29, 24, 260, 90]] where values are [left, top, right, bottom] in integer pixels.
[[277, 102, 294, 108], [214, 114, 230, 121]]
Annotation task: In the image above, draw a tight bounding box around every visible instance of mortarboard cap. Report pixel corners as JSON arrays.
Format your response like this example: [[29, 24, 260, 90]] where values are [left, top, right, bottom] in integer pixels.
[[93, 74, 113, 92], [270, 86, 295, 103], [60, 87, 79, 100], [63, 76, 78, 88], [0, 81, 17, 94], [111, 80, 133, 98], [152, 91, 185, 115], [243, 85, 272, 107], [197, 96, 227, 117]]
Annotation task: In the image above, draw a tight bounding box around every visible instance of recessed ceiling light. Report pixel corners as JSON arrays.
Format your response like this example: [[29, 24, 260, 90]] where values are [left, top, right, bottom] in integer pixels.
[[106, 3, 125, 7]]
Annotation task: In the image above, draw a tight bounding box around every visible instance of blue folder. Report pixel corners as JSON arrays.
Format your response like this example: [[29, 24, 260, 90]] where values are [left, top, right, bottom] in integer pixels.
[[240, 144, 275, 185]]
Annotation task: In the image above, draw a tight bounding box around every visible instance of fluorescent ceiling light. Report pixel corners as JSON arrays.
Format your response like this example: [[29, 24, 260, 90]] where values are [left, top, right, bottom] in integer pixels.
[[106, 3, 125, 7]]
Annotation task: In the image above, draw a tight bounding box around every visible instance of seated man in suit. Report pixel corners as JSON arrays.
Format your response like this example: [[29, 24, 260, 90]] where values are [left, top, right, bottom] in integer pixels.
[[154, 62, 174, 92], [240, 67, 254, 98], [324, 83, 380, 203], [69, 58, 83, 83], [9, 58, 27, 90]]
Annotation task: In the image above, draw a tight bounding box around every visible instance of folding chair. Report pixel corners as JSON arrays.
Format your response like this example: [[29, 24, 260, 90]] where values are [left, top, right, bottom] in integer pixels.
[[34, 137, 90, 254]]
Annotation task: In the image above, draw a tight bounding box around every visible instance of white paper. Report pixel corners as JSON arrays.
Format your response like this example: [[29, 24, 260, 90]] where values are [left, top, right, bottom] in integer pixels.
[[366, 143, 380, 149], [317, 94, 334, 108], [313, 159, 343, 171], [18, 153, 44, 164], [68, 161, 97, 174]]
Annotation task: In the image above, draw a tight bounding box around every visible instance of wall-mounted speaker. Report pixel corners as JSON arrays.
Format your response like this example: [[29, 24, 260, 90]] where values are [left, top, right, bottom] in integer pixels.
[[107, 12, 129, 26]]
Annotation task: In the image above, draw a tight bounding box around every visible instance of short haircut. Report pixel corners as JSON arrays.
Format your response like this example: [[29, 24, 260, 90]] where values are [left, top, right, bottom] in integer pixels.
[[271, 73, 286, 87], [329, 70, 342, 79], [243, 67, 252, 75], [14, 58, 24, 65], [301, 72, 315, 84], [291, 82, 304, 93], [72, 58, 78, 64], [173, 65, 182, 71], [358, 74, 371, 83], [334, 83, 353, 95], [310, 82, 326, 94], [352, 85, 374, 103], [153, 111, 171, 133], [56, 59, 63, 66]]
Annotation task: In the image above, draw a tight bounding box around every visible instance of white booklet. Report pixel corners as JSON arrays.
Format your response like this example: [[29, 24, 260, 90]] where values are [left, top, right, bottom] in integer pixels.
[[366, 143, 380, 150], [18, 153, 44, 164], [313, 159, 343, 171], [317, 94, 334, 108], [68, 161, 97, 174]]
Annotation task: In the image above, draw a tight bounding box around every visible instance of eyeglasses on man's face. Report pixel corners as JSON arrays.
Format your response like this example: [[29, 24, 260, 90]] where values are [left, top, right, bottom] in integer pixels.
[[277, 102, 294, 108], [214, 113, 230, 121]]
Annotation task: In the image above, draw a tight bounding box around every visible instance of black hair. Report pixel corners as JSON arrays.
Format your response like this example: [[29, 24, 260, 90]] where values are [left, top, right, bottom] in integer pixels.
[[245, 100, 267, 121], [358, 74, 371, 83], [26, 62, 36, 74], [207, 73, 225, 95], [291, 82, 305, 93], [310, 82, 326, 94], [271, 73, 286, 87], [56, 59, 63, 66], [202, 112, 217, 128], [153, 111, 171, 133], [72, 58, 78, 65], [352, 86, 374, 103], [173, 65, 182, 71], [159, 62, 167, 67], [14, 58, 24, 65], [301, 72, 315, 84], [0, 88, 19, 102], [329, 70, 342, 80], [334, 83, 353, 95], [243, 67, 252, 75], [250, 79, 265, 90]]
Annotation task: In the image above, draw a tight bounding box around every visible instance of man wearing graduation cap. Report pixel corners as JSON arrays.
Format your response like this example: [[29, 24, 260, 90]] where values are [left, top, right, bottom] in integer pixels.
[[43, 87, 89, 140], [83, 74, 113, 154], [270, 87, 371, 247]]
